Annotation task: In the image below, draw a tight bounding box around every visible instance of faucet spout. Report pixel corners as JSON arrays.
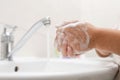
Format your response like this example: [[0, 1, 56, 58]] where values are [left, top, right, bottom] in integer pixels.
[[40, 16, 51, 26], [8, 16, 51, 58]]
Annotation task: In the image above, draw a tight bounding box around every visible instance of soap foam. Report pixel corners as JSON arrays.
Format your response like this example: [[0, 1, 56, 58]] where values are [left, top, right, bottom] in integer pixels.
[[55, 21, 90, 55], [63, 22, 90, 54]]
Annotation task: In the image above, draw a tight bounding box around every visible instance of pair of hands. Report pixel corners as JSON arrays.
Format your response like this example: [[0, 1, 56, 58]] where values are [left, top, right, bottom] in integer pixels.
[[54, 21, 111, 58]]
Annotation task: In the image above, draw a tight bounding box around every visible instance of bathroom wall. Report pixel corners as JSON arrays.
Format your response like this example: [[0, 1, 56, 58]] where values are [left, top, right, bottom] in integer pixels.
[[81, 0, 120, 27], [0, 0, 119, 58]]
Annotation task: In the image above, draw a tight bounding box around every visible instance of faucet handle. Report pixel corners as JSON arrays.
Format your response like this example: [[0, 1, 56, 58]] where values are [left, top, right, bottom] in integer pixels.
[[4, 24, 17, 35]]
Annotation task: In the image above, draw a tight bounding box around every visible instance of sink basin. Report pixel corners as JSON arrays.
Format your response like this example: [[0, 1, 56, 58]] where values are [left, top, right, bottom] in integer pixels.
[[0, 58, 118, 80]]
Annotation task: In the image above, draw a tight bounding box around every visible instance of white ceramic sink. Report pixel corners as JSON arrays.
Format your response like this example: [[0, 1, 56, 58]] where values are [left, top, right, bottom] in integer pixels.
[[0, 58, 118, 80]]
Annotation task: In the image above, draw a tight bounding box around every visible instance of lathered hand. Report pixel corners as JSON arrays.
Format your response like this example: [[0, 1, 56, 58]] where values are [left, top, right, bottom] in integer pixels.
[[55, 21, 96, 57]]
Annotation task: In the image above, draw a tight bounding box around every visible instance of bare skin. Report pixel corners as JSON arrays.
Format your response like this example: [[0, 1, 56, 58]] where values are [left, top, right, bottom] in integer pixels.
[[95, 28, 120, 55], [95, 49, 112, 57], [55, 21, 120, 57]]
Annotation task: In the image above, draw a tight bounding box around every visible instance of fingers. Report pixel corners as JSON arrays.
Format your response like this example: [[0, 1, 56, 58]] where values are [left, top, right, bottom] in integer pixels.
[[54, 31, 73, 57], [55, 29, 82, 57], [67, 46, 75, 57], [55, 32, 65, 51], [54, 20, 90, 58], [61, 40, 68, 57], [55, 38, 80, 58], [60, 39, 74, 57], [55, 34, 75, 57]]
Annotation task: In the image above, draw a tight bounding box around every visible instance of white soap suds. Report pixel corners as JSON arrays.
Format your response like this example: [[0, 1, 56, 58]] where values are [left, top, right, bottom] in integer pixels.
[[64, 22, 90, 54], [55, 21, 90, 55], [62, 22, 85, 29]]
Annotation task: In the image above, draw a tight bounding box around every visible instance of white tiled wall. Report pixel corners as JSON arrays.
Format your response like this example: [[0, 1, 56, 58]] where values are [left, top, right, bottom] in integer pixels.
[[0, 0, 119, 58]]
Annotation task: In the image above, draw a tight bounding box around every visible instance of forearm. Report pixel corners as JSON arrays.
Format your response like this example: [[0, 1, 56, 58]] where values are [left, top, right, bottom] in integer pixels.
[[94, 28, 120, 55]]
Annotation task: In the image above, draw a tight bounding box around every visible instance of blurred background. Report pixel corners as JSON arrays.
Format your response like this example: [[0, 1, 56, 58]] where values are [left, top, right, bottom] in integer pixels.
[[0, 0, 119, 58]]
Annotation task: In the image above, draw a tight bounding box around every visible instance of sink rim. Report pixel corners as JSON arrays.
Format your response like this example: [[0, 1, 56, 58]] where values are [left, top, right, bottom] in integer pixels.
[[0, 57, 117, 79]]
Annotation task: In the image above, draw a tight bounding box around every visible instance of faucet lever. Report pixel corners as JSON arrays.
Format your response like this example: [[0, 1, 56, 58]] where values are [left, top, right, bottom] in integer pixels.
[[4, 24, 17, 35], [0, 25, 17, 60]]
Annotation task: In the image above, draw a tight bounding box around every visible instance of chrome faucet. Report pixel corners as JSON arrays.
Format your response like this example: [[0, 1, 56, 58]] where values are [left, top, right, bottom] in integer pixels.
[[0, 25, 17, 60], [0, 16, 51, 61]]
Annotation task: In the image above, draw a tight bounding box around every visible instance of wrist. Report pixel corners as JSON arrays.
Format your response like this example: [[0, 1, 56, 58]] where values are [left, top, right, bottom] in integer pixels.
[[87, 26, 98, 49]]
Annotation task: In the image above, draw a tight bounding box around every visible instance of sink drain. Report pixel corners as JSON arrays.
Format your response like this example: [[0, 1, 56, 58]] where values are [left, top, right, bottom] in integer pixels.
[[14, 66, 19, 72]]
